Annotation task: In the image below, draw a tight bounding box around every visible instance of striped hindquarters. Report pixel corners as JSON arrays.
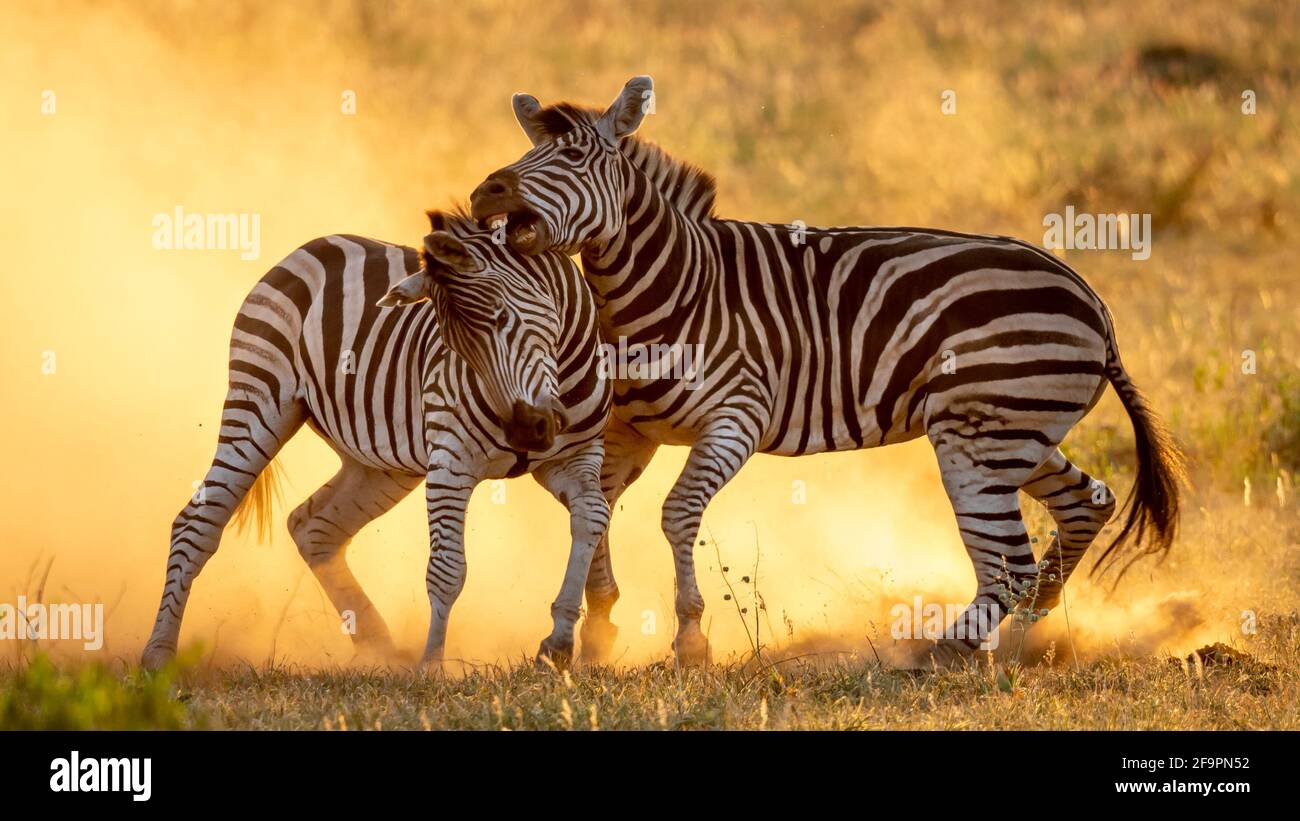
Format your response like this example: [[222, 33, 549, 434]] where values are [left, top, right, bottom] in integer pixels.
[[230, 234, 434, 474]]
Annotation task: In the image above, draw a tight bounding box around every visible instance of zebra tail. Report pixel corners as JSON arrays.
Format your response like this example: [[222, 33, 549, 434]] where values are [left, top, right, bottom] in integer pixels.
[[1090, 344, 1186, 581], [230, 458, 285, 544]]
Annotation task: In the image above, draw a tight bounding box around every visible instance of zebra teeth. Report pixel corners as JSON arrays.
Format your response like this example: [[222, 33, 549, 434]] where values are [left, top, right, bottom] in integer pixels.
[[506, 215, 543, 252], [487, 213, 508, 228]]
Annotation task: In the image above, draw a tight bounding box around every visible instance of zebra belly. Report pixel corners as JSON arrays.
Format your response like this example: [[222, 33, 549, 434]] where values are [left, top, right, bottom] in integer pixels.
[[300, 407, 429, 474], [758, 404, 924, 456]]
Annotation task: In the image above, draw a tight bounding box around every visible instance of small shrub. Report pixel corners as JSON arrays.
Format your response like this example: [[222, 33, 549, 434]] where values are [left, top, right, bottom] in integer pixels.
[[0, 651, 199, 730]]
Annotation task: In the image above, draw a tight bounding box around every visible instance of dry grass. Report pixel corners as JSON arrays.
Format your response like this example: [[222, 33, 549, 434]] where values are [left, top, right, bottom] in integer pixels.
[[138, 492, 1300, 729], [147, 606, 1300, 729]]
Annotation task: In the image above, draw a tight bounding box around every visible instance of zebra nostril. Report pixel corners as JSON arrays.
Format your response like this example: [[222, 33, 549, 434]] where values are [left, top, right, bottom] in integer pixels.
[[477, 178, 510, 198], [504, 402, 555, 450]]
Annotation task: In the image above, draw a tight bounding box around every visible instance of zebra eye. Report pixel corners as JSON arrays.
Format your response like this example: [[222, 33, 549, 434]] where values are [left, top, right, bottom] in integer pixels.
[[558, 147, 585, 163], [494, 310, 509, 330]]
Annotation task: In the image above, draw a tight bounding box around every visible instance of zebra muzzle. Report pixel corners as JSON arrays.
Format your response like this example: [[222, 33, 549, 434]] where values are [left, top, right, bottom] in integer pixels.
[[505, 399, 561, 452]]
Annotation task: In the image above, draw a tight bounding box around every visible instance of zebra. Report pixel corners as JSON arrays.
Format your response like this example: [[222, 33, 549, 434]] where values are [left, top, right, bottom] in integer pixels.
[[141, 211, 612, 671], [468, 76, 1184, 666]]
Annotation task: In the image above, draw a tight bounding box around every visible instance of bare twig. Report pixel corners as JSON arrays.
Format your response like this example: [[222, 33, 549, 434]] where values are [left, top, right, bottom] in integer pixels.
[[267, 567, 308, 665], [864, 632, 883, 667], [707, 526, 759, 659]]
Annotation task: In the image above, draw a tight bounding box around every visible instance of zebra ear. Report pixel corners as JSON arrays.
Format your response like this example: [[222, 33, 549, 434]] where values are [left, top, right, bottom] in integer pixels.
[[376, 271, 432, 307], [595, 75, 653, 144], [513, 93, 551, 146], [424, 231, 482, 273]]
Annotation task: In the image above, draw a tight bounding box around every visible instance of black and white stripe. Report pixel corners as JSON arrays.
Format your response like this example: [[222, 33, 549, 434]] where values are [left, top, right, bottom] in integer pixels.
[[143, 212, 611, 669], [471, 78, 1183, 665]]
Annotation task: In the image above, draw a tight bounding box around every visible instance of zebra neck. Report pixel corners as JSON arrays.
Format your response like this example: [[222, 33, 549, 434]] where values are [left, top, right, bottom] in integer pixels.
[[581, 165, 717, 346]]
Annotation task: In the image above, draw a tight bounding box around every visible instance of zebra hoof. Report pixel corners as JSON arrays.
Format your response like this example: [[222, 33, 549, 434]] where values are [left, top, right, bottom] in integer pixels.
[[672, 625, 710, 668], [353, 633, 399, 657], [919, 639, 977, 671], [355, 640, 411, 670], [536, 637, 574, 672], [140, 643, 176, 672], [416, 654, 447, 676], [578, 619, 619, 665]]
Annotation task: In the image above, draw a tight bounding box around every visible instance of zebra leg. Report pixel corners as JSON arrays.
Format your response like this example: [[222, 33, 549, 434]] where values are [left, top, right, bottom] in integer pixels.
[[531, 441, 610, 670], [419, 464, 476, 668], [924, 433, 1050, 668], [580, 417, 658, 663], [287, 458, 421, 658], [1020, 449, 1116, 610], [663, 421, 758, 667], [142, 395, 305, 670]]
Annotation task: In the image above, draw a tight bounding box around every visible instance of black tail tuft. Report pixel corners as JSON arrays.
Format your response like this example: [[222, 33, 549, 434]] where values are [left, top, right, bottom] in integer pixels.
[[1091, 354, 1186, 582]]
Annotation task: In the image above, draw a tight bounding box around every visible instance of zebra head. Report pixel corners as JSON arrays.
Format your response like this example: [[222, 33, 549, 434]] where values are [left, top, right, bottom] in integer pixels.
[[378, 213, 569, 453], [470, 76, 654, 255]]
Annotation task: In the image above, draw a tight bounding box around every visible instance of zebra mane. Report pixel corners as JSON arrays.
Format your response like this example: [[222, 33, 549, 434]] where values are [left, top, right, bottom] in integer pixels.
[[535, 103, 718, 221], [426, 206, 477, 235]]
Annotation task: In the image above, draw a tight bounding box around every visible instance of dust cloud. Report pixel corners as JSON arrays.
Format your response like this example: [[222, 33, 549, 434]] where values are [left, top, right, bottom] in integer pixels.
[[0, 2, 1224, 671]]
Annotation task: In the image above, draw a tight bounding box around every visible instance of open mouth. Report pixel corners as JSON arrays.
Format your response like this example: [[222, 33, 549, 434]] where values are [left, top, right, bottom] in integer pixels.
[[471, 193, 549, 255], [482, 210, 544, 254]]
